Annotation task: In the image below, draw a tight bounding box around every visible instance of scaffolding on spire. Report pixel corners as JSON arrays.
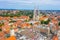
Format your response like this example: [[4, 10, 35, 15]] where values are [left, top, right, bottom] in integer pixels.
[[33, 3, 40, 21]]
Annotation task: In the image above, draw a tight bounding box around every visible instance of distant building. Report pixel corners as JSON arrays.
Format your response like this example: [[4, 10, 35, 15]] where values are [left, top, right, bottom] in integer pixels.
[[0, 10, 20, 14]]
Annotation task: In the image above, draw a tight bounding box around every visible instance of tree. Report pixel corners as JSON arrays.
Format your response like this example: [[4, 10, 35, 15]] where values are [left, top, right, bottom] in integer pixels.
[[58, 22, 60, 26]]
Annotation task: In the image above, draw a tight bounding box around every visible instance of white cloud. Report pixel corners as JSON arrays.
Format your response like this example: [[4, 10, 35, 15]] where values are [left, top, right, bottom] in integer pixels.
[[0, 0, 33, 4], [0, 0, 60, 7], [1, 0, 60, 5], [40, 0, 60, 5]]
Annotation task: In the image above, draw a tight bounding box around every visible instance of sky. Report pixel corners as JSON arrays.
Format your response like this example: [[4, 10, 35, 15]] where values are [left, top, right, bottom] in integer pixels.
[[0, 0, 60, 10]]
